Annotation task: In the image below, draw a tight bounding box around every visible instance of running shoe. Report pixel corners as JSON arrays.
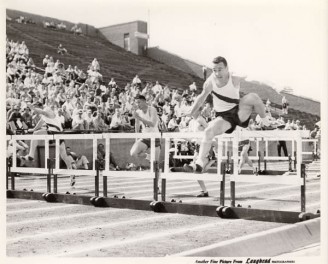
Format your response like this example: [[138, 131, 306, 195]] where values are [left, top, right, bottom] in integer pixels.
[[196, 191, 209, 197], [183, 164, 194, 172], [21, 155, 34, 161], [194, 164, 203, 174], [70, 176, 76, 187]]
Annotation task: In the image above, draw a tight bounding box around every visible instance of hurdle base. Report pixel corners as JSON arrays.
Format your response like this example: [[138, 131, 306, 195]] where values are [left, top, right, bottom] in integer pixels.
[[6, 190, 318, 223], [216, 206, 320, 224]]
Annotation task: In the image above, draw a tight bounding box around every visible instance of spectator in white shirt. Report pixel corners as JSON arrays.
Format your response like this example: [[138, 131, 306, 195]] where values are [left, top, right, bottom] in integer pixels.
[[152, 81, 163, 94], [91, 58, 100, 71], [162, 100, 171, 115], [168, 115, 179, 132], [42, 55, 49, 67], [72, 109, 87, 130], [108, 78, 116, 88], [132, 75, 142, 87], [189, 82, 197, 92]]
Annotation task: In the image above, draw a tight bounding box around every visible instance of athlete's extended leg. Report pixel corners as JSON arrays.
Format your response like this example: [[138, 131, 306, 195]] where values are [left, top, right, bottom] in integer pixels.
[[59, 140, 76, 186], [130, 140, 148, 160], [238, 158, 246, 174], [195, 118, 231, 172], [22, 130, 48, 160], [238, 93, 270, 126], [246, 158, 255, 173]]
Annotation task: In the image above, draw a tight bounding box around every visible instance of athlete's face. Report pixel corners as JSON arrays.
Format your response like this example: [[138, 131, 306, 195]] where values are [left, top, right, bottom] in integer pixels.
[[212, 62, 229, 79], [135, 99, 147, 110]]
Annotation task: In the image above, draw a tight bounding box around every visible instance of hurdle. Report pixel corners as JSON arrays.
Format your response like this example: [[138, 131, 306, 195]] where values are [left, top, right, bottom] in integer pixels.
[[215, 129, 320, 222], [6, 132, 163, 204]]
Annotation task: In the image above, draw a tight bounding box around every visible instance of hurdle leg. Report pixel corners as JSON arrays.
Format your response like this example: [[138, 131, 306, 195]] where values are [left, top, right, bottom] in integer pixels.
[[95, 168, 100, 197], [257, 151, 261, 172], [153, 161, 159, 201], [6, 158, 10, 190], [54, 174, 57, 193], [301, 164, 306, 212], [103, 175, 108, 197], [264, 151, 267, 171], [47, 158, 51, 193], [230, 180, 235, 207], [220, 163, 226, 206], [288, 155, 292, 172], [294, 151, 297, 171], [161, 178, 166, 202]]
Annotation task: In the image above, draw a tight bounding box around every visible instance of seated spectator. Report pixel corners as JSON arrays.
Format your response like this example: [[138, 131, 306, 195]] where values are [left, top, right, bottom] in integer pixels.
[[152, 81, 163, 94], [97, 143, 120, 170], [26, 58, 35, 70], [84, 109, 94, 130], [8, 105, 26, 128], [91, 58, 100, 71], [57, 22, 67, 30], [57, 44, 67, 55], [93, 110, 108, 131], [21, 107, 33, 128], [75, 27, 83, 35], [108, 78, 116, 88], [284, 120, 292, 130], [168, 115, 179, 132], [132, 75, 142, 88], [109, 108, 124, 130], [72, 109, 87, 130], [66, 147, 89, 170], [162, 100, 171, 115], [42, 54, 49, 67], [178, 116, 189, 132], [295, 120, 302, 130], [189, 82, 197, 92]]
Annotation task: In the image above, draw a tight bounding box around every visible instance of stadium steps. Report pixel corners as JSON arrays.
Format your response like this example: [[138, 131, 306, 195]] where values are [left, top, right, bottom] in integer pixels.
[[7, 21, 202, 90]]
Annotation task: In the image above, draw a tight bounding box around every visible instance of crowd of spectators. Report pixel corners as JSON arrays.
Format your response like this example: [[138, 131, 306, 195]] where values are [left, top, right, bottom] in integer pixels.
[[6, 38, 319, 136]]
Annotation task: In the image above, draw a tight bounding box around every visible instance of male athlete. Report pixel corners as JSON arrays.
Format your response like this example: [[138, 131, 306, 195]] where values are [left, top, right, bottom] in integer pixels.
[[22, 102, 75, 186], [238, 140, 256, 174], [130, 95, 161, 164], [186, 56, 271, 173]]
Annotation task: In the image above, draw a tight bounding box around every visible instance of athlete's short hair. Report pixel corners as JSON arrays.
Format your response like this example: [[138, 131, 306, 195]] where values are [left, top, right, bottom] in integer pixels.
[[135, 94, 146, 101], [212, 56, 228, 67]]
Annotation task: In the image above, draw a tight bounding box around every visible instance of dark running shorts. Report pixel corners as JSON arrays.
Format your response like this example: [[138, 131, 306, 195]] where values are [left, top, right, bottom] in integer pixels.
[[141, 138, 161, 148], [215, 105, 250, 134]]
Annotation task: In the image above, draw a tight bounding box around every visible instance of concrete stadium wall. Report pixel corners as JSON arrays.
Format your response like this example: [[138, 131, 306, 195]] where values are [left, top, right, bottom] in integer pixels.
[[99, 21, 148, 55]]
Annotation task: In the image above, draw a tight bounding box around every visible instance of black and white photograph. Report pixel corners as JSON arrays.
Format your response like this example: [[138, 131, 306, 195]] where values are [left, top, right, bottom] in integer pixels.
[[1, 0, 327, 263]]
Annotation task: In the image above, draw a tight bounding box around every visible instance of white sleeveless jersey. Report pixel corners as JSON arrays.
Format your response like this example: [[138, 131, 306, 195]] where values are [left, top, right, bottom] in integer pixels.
[[137, 106, 159, 133], [42, 114, 63, 132], [207, 73, 240, 112]]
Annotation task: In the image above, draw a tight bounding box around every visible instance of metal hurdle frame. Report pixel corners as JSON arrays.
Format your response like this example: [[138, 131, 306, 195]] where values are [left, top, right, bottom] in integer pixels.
[[7, 132, 161, 196], [229, 130, 305, 210]]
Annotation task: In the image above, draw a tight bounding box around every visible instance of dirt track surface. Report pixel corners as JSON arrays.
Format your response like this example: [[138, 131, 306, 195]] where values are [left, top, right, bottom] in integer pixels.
[[6, 167, 321, 257]]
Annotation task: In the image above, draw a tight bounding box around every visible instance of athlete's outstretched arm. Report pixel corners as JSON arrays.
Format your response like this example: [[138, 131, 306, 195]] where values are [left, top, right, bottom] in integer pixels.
[[190, 82, 212, 118]]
